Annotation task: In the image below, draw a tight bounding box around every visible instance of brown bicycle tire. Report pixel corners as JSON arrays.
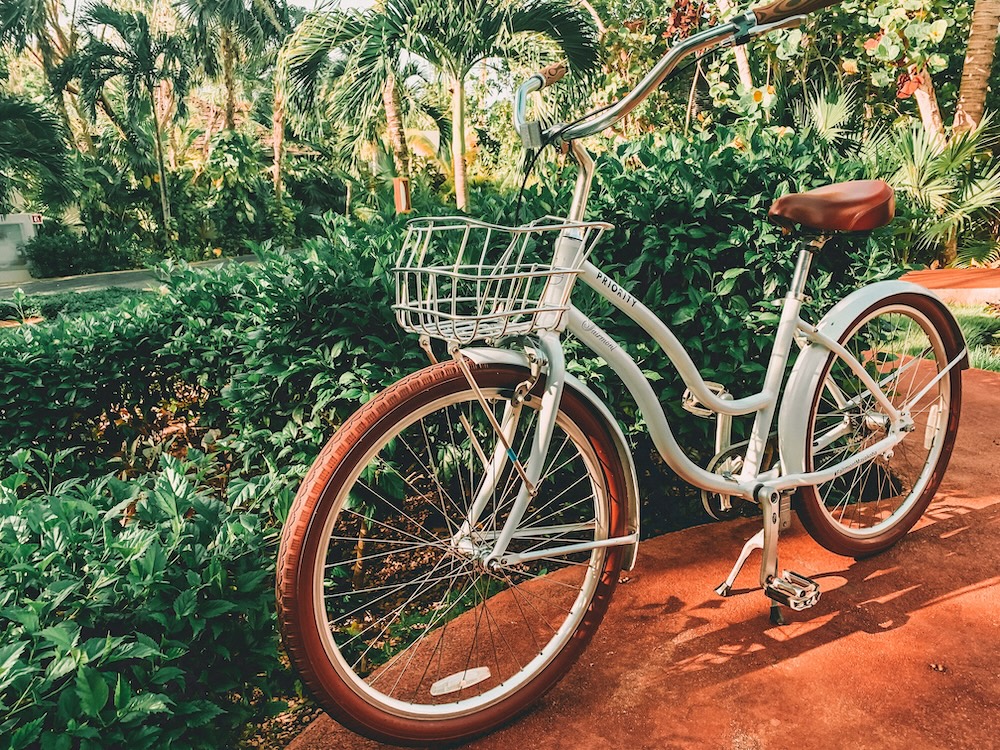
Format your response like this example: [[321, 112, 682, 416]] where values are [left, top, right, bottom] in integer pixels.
[[276, 361, 627, 745]]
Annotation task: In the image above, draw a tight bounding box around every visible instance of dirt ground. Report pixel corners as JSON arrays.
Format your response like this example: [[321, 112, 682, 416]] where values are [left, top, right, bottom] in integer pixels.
[[287, 365, 1000, 750], [901, 268, 1000, 305]]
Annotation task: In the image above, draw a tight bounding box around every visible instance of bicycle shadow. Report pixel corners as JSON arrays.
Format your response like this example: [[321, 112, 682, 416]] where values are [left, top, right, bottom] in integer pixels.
[[599, 494, 1000, 704]]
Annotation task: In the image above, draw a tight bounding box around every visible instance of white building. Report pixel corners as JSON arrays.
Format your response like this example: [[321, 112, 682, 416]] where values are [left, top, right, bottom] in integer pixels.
[[0, 213, 40, 283]]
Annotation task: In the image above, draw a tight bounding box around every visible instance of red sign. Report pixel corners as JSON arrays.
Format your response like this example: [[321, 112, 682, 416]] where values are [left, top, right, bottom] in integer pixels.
[[31, 214, 43, 224]]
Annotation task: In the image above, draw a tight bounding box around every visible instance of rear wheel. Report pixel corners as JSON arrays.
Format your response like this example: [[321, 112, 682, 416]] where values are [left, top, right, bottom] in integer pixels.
[[798, 294, 962, 557], [276, 361, 627, 745]]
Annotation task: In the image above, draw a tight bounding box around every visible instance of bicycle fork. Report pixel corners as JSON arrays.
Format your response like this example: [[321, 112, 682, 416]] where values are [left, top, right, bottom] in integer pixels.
[[448, 331, 572, 567]]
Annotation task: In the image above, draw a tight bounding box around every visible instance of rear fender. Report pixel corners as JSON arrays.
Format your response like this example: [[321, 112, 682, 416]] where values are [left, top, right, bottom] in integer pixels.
[[778, 280, 968, 479]]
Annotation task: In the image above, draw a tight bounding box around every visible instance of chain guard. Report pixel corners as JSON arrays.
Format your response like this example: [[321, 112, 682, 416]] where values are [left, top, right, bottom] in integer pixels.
[[700, 438, 779, 521]]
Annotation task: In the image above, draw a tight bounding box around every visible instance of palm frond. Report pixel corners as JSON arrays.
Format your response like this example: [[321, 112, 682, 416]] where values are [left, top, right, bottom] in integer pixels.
[[0, 94, 73, 209], [792, 86, 858, 145]]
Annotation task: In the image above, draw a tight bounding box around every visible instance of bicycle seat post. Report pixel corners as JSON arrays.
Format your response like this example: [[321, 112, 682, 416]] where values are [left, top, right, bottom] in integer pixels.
[[788, 235, 827, 301]]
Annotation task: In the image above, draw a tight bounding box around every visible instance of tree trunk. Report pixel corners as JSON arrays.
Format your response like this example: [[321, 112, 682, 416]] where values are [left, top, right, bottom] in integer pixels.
[[148, 86, 172, 230], [734, 47, 754, 90], [272, 81, 285, 201], [221, 26, 237, 130], [954, 0, 1000, 132], [942, 228, 958, 266], [381, 70, 411, 181], [717, 0, 754, 89], [451, 78, 468, 211], [578, 0, 607, 35], [684, 60, 702, 134], [98, 93, 131, 139], [66, 92, 95, 155], [914, 72, 945, 147]]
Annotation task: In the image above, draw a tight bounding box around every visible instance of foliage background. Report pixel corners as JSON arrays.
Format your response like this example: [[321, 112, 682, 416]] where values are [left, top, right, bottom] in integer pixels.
[[2, 0, 1000, 744]]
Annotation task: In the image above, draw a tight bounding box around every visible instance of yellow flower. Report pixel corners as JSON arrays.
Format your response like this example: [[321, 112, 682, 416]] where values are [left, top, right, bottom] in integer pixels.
[[752, 89, 764, 103], [766, 85, 775, 95], [842, 59, 859, 75], [213, 247, 223, 257]]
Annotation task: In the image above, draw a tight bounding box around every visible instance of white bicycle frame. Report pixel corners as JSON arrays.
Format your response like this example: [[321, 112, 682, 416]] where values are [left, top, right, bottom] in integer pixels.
[[460, 144, 965, 573], [450, 13, 967, 593]]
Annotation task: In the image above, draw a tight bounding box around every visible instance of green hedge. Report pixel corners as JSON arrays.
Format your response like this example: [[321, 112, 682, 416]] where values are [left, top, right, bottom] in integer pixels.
[[22, 223, 153, 279], [0, 288, 149, 322], [0, 450, 279, 749], [0, 123, 904, 742]]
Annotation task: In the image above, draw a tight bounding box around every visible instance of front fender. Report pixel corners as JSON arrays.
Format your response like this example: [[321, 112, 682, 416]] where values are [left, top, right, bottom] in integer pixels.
[[778, 280, 968, 479], [462, 347, 641, 571]]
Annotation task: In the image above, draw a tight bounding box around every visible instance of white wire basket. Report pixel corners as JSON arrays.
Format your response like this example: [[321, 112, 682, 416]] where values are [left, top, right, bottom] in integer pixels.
[[394, 215, 612, 345]]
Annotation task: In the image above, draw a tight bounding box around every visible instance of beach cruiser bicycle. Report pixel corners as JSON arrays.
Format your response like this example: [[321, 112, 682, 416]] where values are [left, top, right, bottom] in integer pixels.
[[276, 0, 969, 744]]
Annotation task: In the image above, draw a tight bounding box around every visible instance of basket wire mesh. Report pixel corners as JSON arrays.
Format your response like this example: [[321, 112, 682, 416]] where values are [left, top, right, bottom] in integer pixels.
[[393, 216, 611, 345]]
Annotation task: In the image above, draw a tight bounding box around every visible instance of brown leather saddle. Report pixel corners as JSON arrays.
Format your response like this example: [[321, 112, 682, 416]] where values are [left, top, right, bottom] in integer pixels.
[[768, 180, 895, 234]]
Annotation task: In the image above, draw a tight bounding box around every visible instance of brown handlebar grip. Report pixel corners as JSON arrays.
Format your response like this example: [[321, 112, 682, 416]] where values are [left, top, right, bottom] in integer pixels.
[[752, 0, 840, 25], [539, 62, 568, 88]]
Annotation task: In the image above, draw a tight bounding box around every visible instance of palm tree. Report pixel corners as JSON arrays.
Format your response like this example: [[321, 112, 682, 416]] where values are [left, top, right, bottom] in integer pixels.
[[282, 15, 453, 210], [281, 7, 416, 196], [0, 0, 109, 147], [0, 94, 72, 211], [176, 0, 291, 131], [70, 4, 190, 229], [283, 0, 600, 211], [404, 0, 600, 210], [953, 0, 1000, 132], [888, 116, 1000, 265]]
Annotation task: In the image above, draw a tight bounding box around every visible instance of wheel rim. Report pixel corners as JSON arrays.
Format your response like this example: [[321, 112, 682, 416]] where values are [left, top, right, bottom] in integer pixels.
[[808, 304, 951, 538], [311, 386, 610, 719]]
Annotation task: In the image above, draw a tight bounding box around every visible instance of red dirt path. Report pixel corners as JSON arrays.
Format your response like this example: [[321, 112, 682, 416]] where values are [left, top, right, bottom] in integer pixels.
[[902, 268, 1000, 305], [288, 368, 1000, 750]]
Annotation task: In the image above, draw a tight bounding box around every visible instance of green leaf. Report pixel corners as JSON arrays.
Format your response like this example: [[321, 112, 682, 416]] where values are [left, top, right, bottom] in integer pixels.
[[40, 622, 81, 653], [75, 666, 109, 718], [10, 717, 44, 750], [172, 589, 197, 620]]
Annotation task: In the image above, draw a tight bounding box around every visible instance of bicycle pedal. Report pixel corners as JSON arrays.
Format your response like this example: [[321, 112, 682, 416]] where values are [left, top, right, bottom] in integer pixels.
[[764, 571, 820, 611], [681, 382, 728, 418]]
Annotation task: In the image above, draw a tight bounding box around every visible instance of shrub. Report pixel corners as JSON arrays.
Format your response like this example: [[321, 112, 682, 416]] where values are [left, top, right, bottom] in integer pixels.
[[0, 124, 908, 742], [22, 222, 149, 279], [0, 449, 281, 750], [173, 132, 294, 258], [0, 292, 195, 476], [0, 288, 150, 322]]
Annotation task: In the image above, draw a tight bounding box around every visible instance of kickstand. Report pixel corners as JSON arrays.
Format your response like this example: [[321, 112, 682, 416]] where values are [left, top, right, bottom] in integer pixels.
[[714, 529, 764, 597], [769, 603, 786, 626]]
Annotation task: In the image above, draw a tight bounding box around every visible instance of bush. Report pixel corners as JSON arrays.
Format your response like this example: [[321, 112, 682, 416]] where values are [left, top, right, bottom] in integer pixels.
[[0, 291, 198, 476], [0, 288, 149, 322], [0, 449, 281, 750], [172, 132, 294, 258], [0, 220, 426, 491], [22, 223, 148, 279], [0, 124, 907, 742], [21, 224, 87, 279]]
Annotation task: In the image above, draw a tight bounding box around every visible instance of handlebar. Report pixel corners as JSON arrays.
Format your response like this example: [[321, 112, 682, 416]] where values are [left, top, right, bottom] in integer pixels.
[[513, 5, 824, 147], [752, 0, 841, 25], [539, 61, 568, 88]]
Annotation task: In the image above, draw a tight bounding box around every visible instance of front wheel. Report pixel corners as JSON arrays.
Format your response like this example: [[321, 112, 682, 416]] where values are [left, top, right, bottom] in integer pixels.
[[276, 361, 627, 745], [798, 293, 963, 557]]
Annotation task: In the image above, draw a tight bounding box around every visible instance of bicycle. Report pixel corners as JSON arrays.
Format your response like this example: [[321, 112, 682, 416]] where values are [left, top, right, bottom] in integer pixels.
[[276, 0, 969, 744]]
